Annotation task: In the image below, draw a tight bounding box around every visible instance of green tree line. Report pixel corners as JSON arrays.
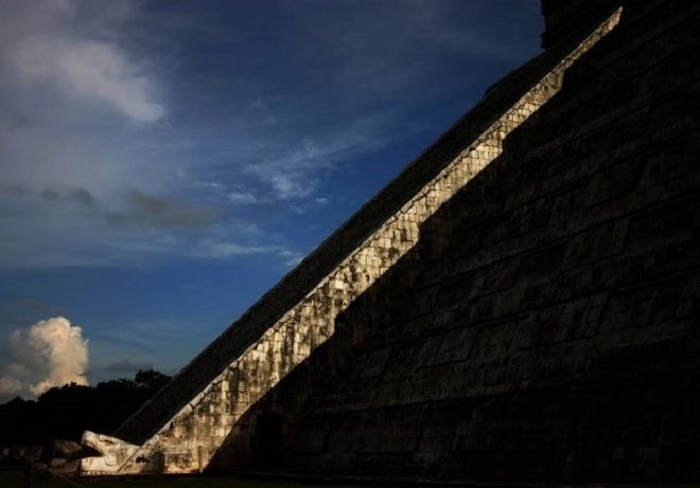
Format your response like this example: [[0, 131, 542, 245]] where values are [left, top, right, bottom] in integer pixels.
[[0, 370, 171, 448]]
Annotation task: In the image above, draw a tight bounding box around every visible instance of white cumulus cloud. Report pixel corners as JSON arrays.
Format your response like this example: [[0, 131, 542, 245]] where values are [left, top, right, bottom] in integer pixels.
[[0, 316, 89, 401]]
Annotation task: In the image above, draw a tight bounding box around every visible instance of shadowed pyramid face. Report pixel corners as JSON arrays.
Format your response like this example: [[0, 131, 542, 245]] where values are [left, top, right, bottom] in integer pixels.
[[69, 4, 630, 478], [541, 0, 620, 47]]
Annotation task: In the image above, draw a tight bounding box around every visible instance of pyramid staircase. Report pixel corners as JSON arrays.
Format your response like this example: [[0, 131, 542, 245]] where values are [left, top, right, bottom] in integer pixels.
[[252, 0, 699, 481], [78, 7, 624, 475]]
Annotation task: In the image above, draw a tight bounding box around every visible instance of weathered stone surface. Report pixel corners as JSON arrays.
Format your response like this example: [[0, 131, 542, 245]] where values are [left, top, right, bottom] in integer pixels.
[[219, 0, 698, 484]]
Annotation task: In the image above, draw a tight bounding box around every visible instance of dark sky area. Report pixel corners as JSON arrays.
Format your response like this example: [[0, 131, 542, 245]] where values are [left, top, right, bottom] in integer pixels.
[[0, 0, 543, 402]]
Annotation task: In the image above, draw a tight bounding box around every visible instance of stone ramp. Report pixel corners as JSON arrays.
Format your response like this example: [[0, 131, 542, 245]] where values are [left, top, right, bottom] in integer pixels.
[[80, 5, 623, 476]]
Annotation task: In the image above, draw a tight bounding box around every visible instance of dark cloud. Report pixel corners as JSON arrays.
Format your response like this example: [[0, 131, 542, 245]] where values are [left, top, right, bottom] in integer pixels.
[[2, 185, 32, 197], [40, 187, 99, 212], [3, 184, 98, 211], [105, 190, 219, 230], [2, 184, 219, 231]]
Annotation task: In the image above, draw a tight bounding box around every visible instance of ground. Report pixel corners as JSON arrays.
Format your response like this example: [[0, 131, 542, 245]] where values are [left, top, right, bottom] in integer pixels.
[[0, 469, 369, 488]]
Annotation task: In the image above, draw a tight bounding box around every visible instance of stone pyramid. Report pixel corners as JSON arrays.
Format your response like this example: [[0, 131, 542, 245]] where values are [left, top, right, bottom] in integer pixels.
[[78, 1, 699, 483]]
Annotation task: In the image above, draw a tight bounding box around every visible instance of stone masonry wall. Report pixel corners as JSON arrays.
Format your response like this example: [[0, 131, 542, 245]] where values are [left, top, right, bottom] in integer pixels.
[[233, 1, 699, 483], [86, 8, 624, 476]]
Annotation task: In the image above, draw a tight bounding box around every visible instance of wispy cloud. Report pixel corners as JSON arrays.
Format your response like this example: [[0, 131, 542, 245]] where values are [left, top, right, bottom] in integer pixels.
[[227, 191, 260, 205], [194, 239, 302, 266], [107, 190, 219, 230], [12, 36, 164, 122], [0, 0, 541, 271], [0, 184, 279, 268], [194, 241, 275, 260], [240, 111, 394, 200], [0, 1, 184, 267], [2, 185, 219, 230]]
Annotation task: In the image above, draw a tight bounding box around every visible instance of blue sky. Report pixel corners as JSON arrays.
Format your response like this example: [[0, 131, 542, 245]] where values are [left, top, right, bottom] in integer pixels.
[[0, 0, 542, 400]]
